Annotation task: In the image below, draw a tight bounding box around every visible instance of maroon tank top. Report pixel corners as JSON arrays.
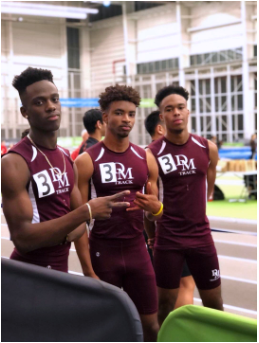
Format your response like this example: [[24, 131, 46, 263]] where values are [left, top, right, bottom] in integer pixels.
[[7, 137, 74, 272], [148, 134, 213, 249], [87, 141, 148, 240]]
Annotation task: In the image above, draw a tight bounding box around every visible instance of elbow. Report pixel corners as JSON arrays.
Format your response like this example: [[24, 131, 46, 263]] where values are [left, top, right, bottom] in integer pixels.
[[12, 234, 33, 254]]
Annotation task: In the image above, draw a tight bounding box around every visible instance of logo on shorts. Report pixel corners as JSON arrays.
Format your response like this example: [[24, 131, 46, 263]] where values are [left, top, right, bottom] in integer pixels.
[[210, 269, 220, 281], [96, 252, 100, 257]]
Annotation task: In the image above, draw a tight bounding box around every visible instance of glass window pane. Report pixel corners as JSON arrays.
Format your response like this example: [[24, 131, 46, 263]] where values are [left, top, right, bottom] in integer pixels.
[[216, 117, 219, 130], [222, 115, 227, 131], [212, 52, 217, 63], [228, 49, 234, 60], [238, 95, 243, 110], [168, 59, 173, 69], [215, 96, 219, 111], [191, 81, 195, 95], [232, 115, 236, 130], [206, 98, 211, 112], [221, 96, 227, 111], [204, 53, 210, 64], [219, 51, 226, 62], [238, 114, 243, 130], [190, 55, 195, 65], [191, 117, 196, 132], [161, 60, 166, 70], [221, 77, 227, 93], [231, 76, 235, 92], [237, 75, 242, 91], [191, 98, 196, 111], [199, 81, 203, 95], [155, 61, 160, 71], [199, 99, 203, 113], [197, 54, 202, 65], [231, 96, 235, 111], [206, 116, 211, 128], [200, 117, 204, 131], [214, 79, 218, 94], [205, 79, 210, 94]]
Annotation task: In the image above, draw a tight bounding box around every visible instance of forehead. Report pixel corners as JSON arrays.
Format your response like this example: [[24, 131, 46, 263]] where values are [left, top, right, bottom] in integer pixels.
[[25, 80, 58, 100], [109, 101, 136, 112], [160, 94, 187, 109]]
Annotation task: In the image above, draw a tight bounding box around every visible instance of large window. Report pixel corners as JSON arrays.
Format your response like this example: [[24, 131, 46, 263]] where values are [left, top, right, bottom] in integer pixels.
[[136, 58, 179, 75], [190, 74, 244, 142], [190, 48, 243, 67]]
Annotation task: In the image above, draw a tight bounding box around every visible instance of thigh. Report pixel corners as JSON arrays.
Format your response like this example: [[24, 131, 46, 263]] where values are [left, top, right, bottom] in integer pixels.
[[89, 239, 123, 288], [153, 248, 185, 289], [186, 244, 221, 290], [123, 243, 158, 315]]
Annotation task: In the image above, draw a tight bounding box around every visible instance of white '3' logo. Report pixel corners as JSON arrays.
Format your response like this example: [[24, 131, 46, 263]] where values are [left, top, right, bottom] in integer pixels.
[[99, 162, 134, 183], [158, 154, 196, 175]]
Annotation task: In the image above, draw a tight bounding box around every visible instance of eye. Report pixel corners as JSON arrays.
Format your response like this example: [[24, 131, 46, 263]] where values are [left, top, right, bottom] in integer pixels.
[[53, 97, 59, 103], [129, 113, 135, 117], [35, 100, 43, 106]]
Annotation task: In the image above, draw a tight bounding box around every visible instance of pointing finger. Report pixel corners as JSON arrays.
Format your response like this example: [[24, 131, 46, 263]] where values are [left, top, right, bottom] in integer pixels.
[[109, 190, 130, 201], [111, 201, 130, 208]]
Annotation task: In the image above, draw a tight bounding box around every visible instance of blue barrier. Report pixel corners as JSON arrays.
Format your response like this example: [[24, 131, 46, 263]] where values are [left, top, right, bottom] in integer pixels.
[[219, 147, 254, 160]]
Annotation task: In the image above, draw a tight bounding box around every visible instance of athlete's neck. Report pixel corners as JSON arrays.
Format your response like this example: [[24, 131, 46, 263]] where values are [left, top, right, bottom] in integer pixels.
[[29, 128, 57, 149], [103, 132, 130, 152], [165, 129, 190, 145]]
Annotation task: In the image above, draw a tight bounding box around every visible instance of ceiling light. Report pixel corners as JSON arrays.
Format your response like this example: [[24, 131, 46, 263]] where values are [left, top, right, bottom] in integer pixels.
[[1, 2, 98, 20]]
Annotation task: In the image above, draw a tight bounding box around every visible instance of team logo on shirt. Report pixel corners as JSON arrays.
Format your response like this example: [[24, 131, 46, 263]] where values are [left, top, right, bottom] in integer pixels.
[[210, 269, 220, 281], [99, 162, 134, 185], [158, 154, 196, 176], [33, 168, 70, 198]]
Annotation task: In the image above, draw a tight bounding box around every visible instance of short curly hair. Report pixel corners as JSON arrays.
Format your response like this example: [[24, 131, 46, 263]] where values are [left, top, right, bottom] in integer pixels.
[[155, 85, 189, 108], [12, 67, 54, 96], [99, 84, 140, 111]]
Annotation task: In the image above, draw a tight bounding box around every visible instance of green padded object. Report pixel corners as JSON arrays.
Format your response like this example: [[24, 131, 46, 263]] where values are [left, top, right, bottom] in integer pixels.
[[157, 305, 257, 342]]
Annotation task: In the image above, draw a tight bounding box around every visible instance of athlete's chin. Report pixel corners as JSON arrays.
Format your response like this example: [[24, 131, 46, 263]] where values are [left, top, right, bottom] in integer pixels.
[[117, 132, 130, 138], [169, 128, 184, 134]]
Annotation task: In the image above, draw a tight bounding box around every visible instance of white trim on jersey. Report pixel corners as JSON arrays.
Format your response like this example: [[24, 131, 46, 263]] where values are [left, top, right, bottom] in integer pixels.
[[130, 146, 144, 160], [58, 146, 69, 157], [31, 146, 38, 162], [89, 178, 97, 231], [191, 136, 206, 148], [95, 147, 105, 162], [28, 181, 40, 223], [158, 176, 164, 203], [157, 140, 166, 156]]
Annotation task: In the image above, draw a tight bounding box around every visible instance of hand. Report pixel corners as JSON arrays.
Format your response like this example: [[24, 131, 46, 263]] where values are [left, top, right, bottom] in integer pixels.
[[148, 237, 155, 251], [88, 190, 131, 220], [126, 182, 160, 214]]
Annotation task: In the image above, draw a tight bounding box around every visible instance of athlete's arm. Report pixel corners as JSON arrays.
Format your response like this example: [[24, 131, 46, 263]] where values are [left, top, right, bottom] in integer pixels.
[[207, 140, 219, 199], [66, 164, 87, 242], [127, 149, 162, 221], [1, 153, 130, 254], [73, 152, 98, 278]]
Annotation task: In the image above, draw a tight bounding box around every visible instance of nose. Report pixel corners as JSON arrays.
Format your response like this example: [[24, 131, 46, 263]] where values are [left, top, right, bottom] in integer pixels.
[[122, 113, 131, 122], [46, 100, 56, 112], [172, 108, 180, 116]]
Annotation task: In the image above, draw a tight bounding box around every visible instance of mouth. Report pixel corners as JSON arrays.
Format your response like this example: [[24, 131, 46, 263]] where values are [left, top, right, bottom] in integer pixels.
[[47, 114, 60, 121], [173, 119, 183, 125], [120, 126, 131, 131]]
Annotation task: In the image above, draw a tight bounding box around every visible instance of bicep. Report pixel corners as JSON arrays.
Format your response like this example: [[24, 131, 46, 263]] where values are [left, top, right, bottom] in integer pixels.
[[1, 155, 33, 238], [146, 149, 159, 196], [208, 141, 219, 170], [75, 153, 93, 203]]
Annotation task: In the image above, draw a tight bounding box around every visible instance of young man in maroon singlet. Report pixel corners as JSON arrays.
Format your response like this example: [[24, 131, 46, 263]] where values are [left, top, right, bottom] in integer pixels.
[[147, 85, 223, 325], [1, 67, 130, 273], [75, 85, 162, 341], [144, 110, 195, 309]]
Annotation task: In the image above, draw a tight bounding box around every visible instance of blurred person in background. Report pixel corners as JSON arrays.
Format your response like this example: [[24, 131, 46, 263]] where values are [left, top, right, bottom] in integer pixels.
[[250, 133, 257, 159], [144, 110, 195, 309], [70, 129, 89, 161], [1, 67, 130, 272], [79, 108, 106, 154], [148, 85, 223, 326], [75, 85, 161, 341], [1, 141, 7, 157]]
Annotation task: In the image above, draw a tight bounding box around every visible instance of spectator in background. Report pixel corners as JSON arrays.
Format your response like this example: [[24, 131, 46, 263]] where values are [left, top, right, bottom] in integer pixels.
[[1, 141, 7, 157], [70, 129, 89, 161], [79, 108, 106, 155], [250, 133, 257, 159]]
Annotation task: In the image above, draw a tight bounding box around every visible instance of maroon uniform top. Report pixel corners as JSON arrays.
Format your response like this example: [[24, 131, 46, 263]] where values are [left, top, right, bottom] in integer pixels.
[[7, 137, 74, 272], [148, 134, 213, 249], [87, 141, 148, 240]]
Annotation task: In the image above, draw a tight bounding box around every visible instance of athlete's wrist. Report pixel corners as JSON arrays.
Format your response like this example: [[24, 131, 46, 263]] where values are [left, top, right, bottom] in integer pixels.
[[152, 201, 163, 216]]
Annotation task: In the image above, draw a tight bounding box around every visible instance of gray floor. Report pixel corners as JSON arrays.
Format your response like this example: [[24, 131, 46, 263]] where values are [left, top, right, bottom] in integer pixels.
[[1, 212, 257, 319]]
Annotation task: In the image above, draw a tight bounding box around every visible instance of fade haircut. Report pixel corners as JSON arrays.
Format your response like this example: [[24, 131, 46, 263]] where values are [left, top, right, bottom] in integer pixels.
[[155, 85, 189, 108], [83, 108, 103, 134], [12, 67, 54, 97], [99, 84, 140, 111], [144, 111, 162, 137]]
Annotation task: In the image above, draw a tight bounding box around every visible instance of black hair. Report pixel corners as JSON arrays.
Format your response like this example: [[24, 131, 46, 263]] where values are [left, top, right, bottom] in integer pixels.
[[144, 110, 162, 137], [83, 108, 103, 134], [21, 128, 30, 139], [12, 67, 54, 96], [99, 84, 140, 111], [155, 85, 189, 107]]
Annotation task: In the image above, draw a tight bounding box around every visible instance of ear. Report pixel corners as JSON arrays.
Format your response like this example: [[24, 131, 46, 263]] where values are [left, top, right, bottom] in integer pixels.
[[157, 124, 165, 136], [102, 112, 108, 124], [96, 120, 102, 129], [20, 106, 28, 119]]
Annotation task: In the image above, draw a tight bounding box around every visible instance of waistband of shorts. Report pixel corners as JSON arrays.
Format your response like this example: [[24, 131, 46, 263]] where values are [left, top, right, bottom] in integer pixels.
[[89, 234, 145, 247]]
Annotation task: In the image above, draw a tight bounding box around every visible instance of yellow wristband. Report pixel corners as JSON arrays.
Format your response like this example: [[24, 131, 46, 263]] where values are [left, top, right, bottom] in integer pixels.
[[152, 202, 163, 216], [86, 202, 92, 223]]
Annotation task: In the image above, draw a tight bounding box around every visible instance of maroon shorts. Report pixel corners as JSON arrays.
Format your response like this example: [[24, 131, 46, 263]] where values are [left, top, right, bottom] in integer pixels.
[[89, 235, 158, 315], [153, 243, 221, 290]]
